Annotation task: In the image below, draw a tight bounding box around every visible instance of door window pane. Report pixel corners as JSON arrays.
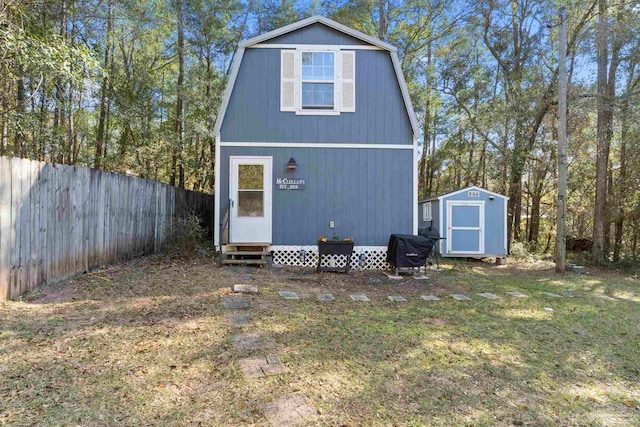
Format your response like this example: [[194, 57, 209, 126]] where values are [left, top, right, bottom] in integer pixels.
[[238, 191, 264, 217], [239, 164, 263, 190]]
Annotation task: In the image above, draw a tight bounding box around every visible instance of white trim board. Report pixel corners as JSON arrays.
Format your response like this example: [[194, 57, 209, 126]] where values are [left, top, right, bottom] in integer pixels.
[[412, 135, 418, 234], [214, 134, 221, 247], [270, 245, 388, 251], [430, 185, 509, 202], [251, 43, 382, 50], [239, 16, 397, 51], [213, 16, 420, 138], [219, 142, 414, 150]]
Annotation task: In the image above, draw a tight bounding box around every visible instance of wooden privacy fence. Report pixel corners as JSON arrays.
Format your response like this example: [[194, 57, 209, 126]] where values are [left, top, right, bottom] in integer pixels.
[[0, 156, 214, 301]]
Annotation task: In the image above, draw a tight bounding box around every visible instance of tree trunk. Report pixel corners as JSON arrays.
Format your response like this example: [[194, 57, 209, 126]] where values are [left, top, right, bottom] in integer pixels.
[[592, 0, 614, 261], [378, 0, 385, 41], [95, 0, 113, 169], [613, 62, 635, 261], [14, 72, 25, 157], [419, 40, 432, 198], [175, 0, 186, 189]]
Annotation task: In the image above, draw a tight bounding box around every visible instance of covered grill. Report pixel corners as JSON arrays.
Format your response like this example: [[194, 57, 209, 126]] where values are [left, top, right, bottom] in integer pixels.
[[386, 234, 437, 274]]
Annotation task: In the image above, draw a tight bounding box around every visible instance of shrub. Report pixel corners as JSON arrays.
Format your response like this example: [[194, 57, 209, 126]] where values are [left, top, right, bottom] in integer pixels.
[[165, 212, 211, 257]]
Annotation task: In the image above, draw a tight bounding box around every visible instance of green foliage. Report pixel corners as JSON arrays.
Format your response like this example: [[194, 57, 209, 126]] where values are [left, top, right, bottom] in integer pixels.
[[0, 0, 639, 259]]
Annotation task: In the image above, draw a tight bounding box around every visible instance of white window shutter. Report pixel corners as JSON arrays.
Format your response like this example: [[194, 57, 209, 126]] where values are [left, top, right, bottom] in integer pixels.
[[281, 50, 296, 112], [340, 51, 356, 112]]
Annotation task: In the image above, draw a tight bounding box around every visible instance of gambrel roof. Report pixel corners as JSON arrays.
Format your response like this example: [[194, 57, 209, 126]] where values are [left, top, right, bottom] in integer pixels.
[[213, 16, 419, 137]]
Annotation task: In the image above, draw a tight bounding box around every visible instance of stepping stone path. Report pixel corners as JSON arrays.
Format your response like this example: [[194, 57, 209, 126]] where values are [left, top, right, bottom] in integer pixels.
[[238, 354, 288, 379], [278, 291, 300, 300], [388, 295, 407, 302], [222, 297, 251, 310], [421, 295, 440, 302], [451, 294, 471, 301], [542, 292, 562, 298], [507, 291, 527, 298], [233, 284, 259, 294], [232, 333, 263, 350], [317, 294, 335, 301], [350, 294, 370, 302], [228, 313, 251, 327], [478, 292, 500, 300], [262, 394, 316, 427]]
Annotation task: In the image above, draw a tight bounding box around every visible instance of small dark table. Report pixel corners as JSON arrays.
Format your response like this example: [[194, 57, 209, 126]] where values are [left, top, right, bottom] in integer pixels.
[[317, 241, 354, 273]]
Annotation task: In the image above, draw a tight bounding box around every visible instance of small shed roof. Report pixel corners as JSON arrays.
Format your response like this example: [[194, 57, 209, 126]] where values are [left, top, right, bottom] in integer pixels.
[[419, 186, 508, 203]]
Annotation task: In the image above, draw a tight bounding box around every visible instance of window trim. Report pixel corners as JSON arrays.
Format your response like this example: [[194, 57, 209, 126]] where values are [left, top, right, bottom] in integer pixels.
[[295, 47, 341, 116], [423, 202, 432, 222], [301, 51, 336, 110]]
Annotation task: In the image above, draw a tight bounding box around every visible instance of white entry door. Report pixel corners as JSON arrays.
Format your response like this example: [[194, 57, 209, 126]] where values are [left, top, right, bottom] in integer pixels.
[[446, 201, 485, 254], [229, 156, 272, 243]]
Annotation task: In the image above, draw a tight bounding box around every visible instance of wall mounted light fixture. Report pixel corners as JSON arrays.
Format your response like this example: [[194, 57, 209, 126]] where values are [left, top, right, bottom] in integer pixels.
[[286, 157, 298, 170]]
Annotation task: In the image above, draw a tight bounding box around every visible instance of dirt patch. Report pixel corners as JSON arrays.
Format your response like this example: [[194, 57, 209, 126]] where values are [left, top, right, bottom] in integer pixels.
[[423, 317, 448, 326]]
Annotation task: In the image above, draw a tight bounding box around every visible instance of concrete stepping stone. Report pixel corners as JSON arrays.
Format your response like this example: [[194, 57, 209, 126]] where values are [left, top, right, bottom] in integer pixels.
[[234, 284, 259, 294], [421, 295, 440, 302], [238, 354, 289, 379], [317, 294, 335, 301], [229, 313, 251, 327], [232, 333, 263, 350], [222, 297, 251, 310], [451, 294, 471, 301], [278, 291, 300, 300], [350, 294, 370, 302], [388, 295, 407, 302], [262, 394, 315, 427], [384, 272, 403, 280], [544, 307, 554, 312], [542, 292, 562, 298], [506, 291, 527, 298], [478, 292, 500, 300], [413, 274, 429, 281]]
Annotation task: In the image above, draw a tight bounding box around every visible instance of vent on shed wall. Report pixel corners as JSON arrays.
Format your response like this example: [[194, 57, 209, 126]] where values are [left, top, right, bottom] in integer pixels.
[[468, 190, 480, 198]]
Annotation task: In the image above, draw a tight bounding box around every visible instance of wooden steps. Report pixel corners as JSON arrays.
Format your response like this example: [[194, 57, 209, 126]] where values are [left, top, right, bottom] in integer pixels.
[[221, 243, 270, 266]]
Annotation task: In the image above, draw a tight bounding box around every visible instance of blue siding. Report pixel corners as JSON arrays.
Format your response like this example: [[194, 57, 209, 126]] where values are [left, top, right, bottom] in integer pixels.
[[439, 189, 507, 257], [221, 48, 413, 144], [220, 147, 413, 246], [268, 23, 369, 45]]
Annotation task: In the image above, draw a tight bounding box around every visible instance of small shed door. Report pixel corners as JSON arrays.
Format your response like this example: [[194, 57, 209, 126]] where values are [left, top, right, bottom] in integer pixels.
[[446, 201, 484, 254], [229, 157, 272, 243]]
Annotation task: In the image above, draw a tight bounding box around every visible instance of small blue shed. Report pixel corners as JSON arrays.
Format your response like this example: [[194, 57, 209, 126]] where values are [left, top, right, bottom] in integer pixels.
[[212, 16, 419, 268], [419, 186, 508, 259]]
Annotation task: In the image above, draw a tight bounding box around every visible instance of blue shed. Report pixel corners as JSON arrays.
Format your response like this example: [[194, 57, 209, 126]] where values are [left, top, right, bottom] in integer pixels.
[[213, 16, 419, 268], [419, 186, 508, 259]]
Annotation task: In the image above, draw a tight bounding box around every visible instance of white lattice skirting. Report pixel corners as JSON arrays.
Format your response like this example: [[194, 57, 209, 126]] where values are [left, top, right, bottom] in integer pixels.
[[271, 245, 390, 270]]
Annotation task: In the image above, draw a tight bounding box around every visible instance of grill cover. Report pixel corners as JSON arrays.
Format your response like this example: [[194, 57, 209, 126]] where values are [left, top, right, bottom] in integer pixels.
[[386, 234, 436, 268]]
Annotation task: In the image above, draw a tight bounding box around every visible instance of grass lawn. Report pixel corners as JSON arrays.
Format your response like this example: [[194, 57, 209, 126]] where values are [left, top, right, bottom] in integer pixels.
[[1, 255, 639, 426]]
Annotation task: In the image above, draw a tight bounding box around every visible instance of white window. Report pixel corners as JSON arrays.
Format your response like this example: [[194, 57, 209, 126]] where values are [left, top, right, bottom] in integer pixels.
[[302, 52, 335, 110], [422, 202, 432, 221], [280, 47, 355, 115]]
